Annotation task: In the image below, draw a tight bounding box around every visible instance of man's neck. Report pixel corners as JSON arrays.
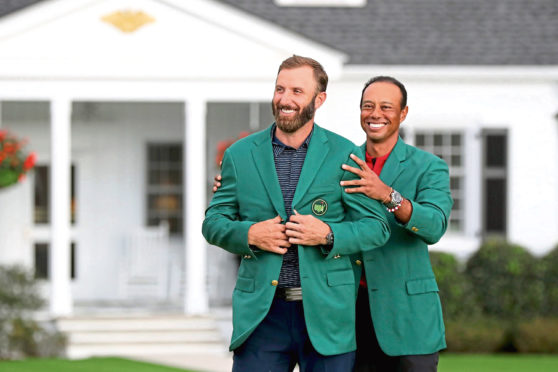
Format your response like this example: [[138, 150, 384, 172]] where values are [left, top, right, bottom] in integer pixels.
[[366, 134, 398, 158], [275, 121, 314, 149]]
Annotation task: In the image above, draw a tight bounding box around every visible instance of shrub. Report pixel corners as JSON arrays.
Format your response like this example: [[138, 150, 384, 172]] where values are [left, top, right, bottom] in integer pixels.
[[445, 318, 508, 352], [464, 238, 544, 320], [541, 245, 558, 316], [0, 265, 66, 359], [430, 251, 480, 320], [514, 318, 558, 353]]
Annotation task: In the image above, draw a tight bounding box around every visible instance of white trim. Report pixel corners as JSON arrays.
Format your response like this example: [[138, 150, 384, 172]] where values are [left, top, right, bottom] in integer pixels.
[[343, 65, 558, 82], [184, 98, 208, 314], [49, 97, 73, 316]]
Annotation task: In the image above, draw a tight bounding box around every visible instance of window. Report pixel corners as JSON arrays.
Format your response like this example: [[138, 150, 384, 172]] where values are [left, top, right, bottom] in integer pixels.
[[146, 144, 183, 235], [482, 130, 507, 236], [34, 242, 76, 280], [34, 165, 77, 224], [415, 131, 464, 232]]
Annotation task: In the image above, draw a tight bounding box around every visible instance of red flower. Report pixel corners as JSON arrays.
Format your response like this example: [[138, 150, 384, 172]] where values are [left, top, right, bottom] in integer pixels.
[[0, 130, 6, 141], [23, 152, 36, 171]]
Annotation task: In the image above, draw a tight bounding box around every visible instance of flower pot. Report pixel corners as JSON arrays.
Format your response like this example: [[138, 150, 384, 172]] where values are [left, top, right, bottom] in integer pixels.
[[0, 169, 19, 188]]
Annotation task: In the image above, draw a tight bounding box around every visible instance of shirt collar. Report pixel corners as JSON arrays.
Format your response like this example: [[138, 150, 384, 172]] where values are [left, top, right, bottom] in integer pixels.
[[271, 123, 313, 150]]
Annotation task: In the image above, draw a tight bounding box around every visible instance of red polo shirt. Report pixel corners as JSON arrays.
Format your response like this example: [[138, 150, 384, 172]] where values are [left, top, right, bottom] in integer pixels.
[[360, 150, 391, 287]]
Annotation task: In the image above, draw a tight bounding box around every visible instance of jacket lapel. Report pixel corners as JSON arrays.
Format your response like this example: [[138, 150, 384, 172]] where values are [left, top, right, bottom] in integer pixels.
[[292, 125, 329, 206], [360, 137, 408, 187], [251, 126, 287, 219]]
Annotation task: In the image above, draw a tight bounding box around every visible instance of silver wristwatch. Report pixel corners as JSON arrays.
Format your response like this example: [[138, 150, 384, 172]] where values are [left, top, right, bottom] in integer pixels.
[[384, 189, 403, 209]]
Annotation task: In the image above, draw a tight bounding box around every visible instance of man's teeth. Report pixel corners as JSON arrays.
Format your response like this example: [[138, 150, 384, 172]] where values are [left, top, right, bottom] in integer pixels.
[[369, 123, 386, 128], [281, 108, 295, 113]]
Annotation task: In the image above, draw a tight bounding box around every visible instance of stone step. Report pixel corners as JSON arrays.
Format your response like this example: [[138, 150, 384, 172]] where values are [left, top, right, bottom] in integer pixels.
[[68, 330, 223, 344], [57, 314, 228, 360], [66, 343, 227, 359], [57, 315, 216, 332]]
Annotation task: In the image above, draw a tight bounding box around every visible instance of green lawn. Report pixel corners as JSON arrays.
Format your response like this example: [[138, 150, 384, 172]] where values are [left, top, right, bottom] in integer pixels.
[[440, 354, 558, 372], [0, 357, 195, 372], [2, 354, 558, 372]]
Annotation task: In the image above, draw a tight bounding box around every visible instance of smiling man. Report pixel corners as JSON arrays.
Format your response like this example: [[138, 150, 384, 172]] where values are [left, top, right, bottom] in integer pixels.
[[341, 76, 453, 372], [202, 56, 390, 372]]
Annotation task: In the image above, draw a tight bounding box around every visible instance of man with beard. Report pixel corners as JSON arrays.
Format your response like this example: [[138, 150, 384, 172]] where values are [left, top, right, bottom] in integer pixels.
[[202, 55, 390, 372]]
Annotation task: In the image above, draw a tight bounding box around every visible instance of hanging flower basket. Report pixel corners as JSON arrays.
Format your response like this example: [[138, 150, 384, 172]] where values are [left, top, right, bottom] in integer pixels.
[[0, 129, 36, 189]]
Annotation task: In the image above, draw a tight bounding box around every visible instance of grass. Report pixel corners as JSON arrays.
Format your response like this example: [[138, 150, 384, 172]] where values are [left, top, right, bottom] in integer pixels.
[[3, 354, 558, 372], [0, 357, 196, 372], [440, 353, 558, 372]]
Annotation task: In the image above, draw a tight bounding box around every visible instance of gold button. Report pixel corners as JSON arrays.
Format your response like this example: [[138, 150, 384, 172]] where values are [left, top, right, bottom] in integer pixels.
[[355, 260, 362, 266], [271, 280, 278, 286], [243, 255, 251, 259], [333, 254, 341, 259], [411, 227, 419, 232]]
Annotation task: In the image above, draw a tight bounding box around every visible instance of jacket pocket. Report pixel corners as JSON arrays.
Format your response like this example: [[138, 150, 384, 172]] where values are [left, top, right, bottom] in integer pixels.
[[406, 277, 439, 295], [235, 276, 255, 293], [327, 270, 355, 287]]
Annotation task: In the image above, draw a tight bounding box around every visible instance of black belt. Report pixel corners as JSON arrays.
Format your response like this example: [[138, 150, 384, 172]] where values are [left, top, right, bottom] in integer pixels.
[[275, 287, 303, 301]]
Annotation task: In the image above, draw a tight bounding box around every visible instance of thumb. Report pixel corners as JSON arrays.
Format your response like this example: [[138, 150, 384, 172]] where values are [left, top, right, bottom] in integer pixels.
[[273, 215, 283, 223]]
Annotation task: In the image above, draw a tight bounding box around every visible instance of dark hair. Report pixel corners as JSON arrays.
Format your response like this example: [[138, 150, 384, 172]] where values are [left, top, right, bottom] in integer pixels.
[[278, 55, 328, 93], [360, 76, 407, 109]]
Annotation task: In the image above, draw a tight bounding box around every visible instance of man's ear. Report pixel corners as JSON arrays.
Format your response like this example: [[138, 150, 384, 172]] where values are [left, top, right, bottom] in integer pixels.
[[314, 91, 327, 110], [400, 106, 409, 123]]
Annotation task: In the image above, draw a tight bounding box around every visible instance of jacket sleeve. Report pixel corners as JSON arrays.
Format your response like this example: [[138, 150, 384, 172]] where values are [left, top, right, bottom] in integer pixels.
[[202, 149, 256, 256], [324, 152, 391, 258], [401, 156, 453, 244]]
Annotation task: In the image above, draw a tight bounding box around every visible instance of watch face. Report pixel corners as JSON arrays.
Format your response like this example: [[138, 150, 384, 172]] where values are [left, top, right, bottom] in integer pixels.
[[393, 191, 403, 204]]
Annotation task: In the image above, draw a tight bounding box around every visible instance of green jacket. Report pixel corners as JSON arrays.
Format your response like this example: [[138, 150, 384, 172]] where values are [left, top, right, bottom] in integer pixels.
[[355, 137, 453, 356], [202, 124, 390, 356]]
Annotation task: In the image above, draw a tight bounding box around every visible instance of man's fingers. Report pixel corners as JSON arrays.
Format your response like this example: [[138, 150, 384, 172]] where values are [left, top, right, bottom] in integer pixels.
[[340, 179, 361, 187], [288, 237, 303, 245], [271, 247, 288, 255], [272, 215, 283, 223], [285, 221, 300, 231], [344, 186, 364, 194], [350, 154, 368, 169], [341, 164, 361, 176], [285, 228, 303, 238]]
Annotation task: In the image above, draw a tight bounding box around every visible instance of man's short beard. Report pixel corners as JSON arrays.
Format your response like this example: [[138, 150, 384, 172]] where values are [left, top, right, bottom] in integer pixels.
[[273, 95, 316, 134]]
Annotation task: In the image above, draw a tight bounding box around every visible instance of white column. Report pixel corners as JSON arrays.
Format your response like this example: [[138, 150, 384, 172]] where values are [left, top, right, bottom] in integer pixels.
[[49, 98, 73, 316], [184, 98, 209, 314]]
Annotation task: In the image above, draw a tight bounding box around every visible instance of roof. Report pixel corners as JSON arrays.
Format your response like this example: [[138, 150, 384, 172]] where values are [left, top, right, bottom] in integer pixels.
[[0, 0, 45, 18], [1, 0, 557, 65], [218, 0, 558, 65]]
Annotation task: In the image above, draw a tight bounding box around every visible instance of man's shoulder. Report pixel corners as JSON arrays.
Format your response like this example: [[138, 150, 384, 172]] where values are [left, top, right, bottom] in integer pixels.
[[227, 126, 270, 153]]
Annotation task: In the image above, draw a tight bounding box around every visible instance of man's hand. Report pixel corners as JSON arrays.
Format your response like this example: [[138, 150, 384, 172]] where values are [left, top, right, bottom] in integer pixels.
[[248, 215, 289, 255], [285, 210, 330, 246], [340, 154, 392, 202], [212, 174, 222, 193]]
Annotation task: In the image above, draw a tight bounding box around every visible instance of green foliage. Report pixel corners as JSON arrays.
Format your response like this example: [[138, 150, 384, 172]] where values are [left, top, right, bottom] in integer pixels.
[[514, 318, 558, 353], [464, 238, 544, 320], [444, 318, 508, 352], [541, 245, 558, 316], [0, 265, 66, 359], [430, 251, 480, 320]]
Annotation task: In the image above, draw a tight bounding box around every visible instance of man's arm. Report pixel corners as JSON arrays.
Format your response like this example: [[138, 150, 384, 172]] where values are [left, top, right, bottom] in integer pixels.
[[285, 153, 390, 258], [341, 154, 452, 245], [202, 150, 289, 256]]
